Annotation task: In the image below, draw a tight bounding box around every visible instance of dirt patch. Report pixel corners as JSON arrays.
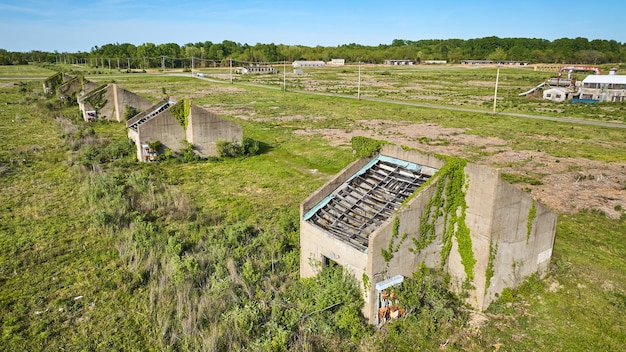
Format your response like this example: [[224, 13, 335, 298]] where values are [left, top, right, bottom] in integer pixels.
[[294, 120, 626, 219]]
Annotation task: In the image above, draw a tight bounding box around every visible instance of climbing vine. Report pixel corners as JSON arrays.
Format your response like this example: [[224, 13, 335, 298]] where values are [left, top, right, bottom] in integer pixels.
[[382, 217, 408, 264], [406, 156, 476, 284], [526, 200, 536, 244], [84, 84, 108, 114], [170, 98, 191, 129], [410, 175, 445, 253], [484, 239, 498, 295], [362, 273, 370, 292]]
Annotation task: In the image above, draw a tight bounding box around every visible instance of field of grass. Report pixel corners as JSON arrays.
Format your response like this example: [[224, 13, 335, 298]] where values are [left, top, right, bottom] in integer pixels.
[[0, 64, 624, 351]]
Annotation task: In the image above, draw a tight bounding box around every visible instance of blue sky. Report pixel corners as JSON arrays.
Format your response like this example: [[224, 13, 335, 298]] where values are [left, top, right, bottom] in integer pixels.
[[1, 0, 624, 52]]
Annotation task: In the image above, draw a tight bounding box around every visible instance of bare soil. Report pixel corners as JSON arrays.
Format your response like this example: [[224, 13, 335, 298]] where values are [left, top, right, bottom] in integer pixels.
[[292, 119, 626, 219]]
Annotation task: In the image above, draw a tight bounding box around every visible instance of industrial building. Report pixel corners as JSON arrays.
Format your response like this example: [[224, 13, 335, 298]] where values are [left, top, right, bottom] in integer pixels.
[[300, 145, 557, 324], [579, 71, 626, 102], [235, 65, 277, 74], [292, 60, 326, 68], [384, 60, 415, 65]]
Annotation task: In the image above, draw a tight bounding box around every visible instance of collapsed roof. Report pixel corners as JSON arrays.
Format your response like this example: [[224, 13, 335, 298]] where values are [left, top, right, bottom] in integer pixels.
[[303, 155, 437, 251]]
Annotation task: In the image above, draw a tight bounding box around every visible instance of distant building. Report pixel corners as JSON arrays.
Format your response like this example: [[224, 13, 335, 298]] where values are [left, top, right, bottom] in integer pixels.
[[293, 61, 326, 68], [235, 65, 277, 74], [384, 60, 415, 65], [460, 60, 494, 65], [126, 98, 243, 162], [542, 87, 569, 102], [579, 72, 626, 102], [328, 59, 346, 66], [423, 60, 447, 64], [460, 60, 528, 66]]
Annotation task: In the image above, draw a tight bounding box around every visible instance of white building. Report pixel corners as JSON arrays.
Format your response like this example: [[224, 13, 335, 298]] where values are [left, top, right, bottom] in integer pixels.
[[328, 59, 345, 66], [580, 73, 626, 102], [292, 61, 326, 68], [543, 87, 570, 102]]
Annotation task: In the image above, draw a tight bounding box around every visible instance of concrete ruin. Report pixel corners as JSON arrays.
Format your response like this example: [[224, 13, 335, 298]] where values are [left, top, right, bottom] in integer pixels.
[[42, 72, 72, 95], [77, 83, 153, 122], [126, 98, 243, 162], [300, 145, 557, 324], [42, 73, 99, 103]]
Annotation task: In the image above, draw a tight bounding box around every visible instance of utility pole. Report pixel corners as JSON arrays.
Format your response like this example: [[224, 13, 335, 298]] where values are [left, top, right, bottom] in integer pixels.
[[230, 59, 233, 84], [357, 61, 361, 100], [493, 64, 500, 114], [161, 56, 165, 71], [283, 60, 286, 92]]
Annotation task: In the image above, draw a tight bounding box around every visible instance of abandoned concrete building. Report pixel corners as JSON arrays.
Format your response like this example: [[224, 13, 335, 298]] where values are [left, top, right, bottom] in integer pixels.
[[42, 72, 72, 95], [300, 145, 557, 324], [42, 73, 99, 103], [126, 98, 243, 162], [78, 83, 153, 122]]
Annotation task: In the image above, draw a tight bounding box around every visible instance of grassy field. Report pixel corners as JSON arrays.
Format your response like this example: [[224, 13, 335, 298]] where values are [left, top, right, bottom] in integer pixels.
[[0, 64, 624, 351]]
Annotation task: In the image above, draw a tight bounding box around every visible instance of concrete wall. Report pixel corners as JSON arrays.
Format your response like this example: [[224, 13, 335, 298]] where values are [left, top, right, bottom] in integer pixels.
[[485, 179, 557, 306], [136, 109, 186, 159], [186, 105, 243, 157], [113, 85, 154, 122], [57, 76, 83, 102], [79, 84, 153, 122]]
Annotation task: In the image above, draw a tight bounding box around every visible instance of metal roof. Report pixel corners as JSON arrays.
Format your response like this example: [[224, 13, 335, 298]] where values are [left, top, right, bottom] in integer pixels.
[[304, 155, 434, 252], [582, 75, 626, 84]]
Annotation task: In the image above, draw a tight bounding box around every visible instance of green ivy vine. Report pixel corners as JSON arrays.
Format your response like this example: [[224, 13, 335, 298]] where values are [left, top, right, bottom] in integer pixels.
[[382, 216, 408, 263], [526, 200, 536, 244], [84, 84, 108, 114], [406, 156, 476, 283], [170, 98, 191, 129], [484, 239, 497, 295]]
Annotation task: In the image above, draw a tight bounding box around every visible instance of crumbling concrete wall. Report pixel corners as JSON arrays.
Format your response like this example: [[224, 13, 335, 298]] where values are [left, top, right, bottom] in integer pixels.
[[186, 105, 243, 157], [79, 84, 152, 122], [113, 85, 153, 122], [300, 145, 557, 324], [57, 76, 83, 103], [42, 73, 72, 95], [133, 108, 186, 160]]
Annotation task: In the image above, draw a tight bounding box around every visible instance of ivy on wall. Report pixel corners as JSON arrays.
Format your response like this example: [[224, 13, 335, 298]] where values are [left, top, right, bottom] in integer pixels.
[[381, 216, 409, 274], [484, 239, 498, 295], [170, 98, 191, 129], [526, 200, 536, 244], [84, 84, 109, 114], [403, 155, 476, 284]]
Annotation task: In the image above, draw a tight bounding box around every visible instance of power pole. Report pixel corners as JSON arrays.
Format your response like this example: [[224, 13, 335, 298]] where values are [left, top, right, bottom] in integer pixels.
[[283, 60, 286, 92], [493, 64, 500, 114], [357, 61, 361, 100]]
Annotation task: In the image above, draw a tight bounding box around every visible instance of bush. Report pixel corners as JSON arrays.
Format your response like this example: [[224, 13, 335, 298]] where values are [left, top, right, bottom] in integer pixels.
[[217, 138, 260, 158]]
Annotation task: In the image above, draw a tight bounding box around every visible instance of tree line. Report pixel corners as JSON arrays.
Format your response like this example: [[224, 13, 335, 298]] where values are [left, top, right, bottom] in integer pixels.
[[1, 36, 625, 67]]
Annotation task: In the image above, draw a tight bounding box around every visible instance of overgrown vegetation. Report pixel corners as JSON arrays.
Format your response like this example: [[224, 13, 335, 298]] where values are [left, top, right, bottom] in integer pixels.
[[1, 66, 624, 351], [350, 136, 388, 158], [169, 97, 190, 128]]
